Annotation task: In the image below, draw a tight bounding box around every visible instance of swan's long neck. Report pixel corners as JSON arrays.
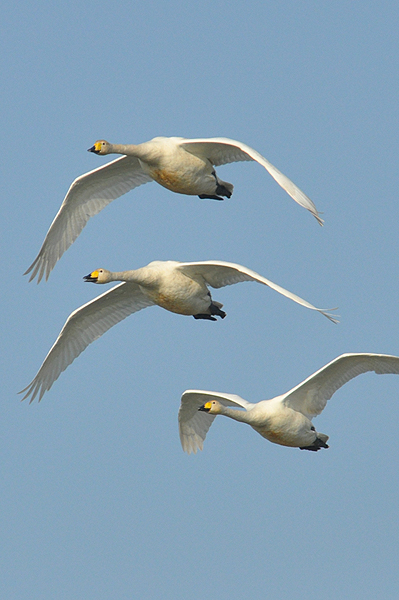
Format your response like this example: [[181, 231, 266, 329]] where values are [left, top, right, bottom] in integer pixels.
[[107, 269, 156, 286], [107, 143, 143, 157], [217, 405, 252, 425]]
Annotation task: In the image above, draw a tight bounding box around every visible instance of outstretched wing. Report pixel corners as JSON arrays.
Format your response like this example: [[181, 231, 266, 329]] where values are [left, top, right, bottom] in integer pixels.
[[179, 137, 322, 225], [178, 390, 252, 454], [25, 156, 152, 283], [20, 282, 155, 403], [177, 260, 338, 323], [281, 353, 399, 419]]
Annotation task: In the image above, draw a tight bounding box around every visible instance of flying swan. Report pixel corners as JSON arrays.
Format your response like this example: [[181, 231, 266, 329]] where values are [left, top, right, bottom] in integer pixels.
[[20, 259, 337, 403], [25, 136, 322, 283], [178, 353, 399, 453]]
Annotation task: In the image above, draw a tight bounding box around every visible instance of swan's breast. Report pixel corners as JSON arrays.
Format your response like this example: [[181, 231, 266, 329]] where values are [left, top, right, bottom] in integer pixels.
[[142, 274, 208, 315], [257, 428, 292, 446], [153, 292, 195, 315], [150, 168, 191, 193], [140, 150, 212, 195], [253, 407, 313, 447]]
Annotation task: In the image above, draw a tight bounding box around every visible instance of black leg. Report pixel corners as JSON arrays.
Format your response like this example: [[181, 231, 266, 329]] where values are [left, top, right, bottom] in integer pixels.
[[210, 303, 226, 319], [198, 194, 225, 201], [216, 184, 232, 198], [300, 438, 329, 451], [193, 314, 217, 321]]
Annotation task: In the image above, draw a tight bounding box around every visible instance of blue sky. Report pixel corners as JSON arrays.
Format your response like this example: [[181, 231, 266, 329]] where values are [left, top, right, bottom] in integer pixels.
[[2, 2, 399, 598]]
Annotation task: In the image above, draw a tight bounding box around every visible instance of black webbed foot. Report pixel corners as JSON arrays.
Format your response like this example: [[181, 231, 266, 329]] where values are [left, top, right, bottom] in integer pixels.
[[216, 184, 232, 198], [198, 194, 225, 201], [210, 303, 226, 319], [300, 438, 329, 451], [193, 301, 226, 321], [299, 445, 321, 452], [193, 314, 217, 321]]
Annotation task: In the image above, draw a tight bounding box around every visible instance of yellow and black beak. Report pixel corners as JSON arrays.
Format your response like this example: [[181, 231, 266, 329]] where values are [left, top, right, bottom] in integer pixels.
[[198, 403, 211, 412], [83, 271, 99, 283], [87, 142, 102, 154]]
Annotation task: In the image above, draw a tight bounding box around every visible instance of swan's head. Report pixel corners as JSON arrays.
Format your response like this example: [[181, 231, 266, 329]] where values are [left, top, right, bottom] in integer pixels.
[[198, 400, 222, 414], [83, 269, 111, 284], [87, 140, 111, 155]]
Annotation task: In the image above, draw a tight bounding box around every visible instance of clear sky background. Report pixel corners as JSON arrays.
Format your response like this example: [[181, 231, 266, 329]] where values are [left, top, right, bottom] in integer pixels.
[[2, 2, 399, 599]]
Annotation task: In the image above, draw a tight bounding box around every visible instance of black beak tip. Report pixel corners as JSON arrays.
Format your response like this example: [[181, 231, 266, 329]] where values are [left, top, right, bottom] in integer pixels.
[[198, 405, 209, 412], [83, 274, 95, 282], [87, 146, 99, 153]]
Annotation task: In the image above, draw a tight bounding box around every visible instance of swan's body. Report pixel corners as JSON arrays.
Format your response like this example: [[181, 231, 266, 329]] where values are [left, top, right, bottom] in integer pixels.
[[178, 353, 399, 453], [20, 259, 337, 403], [25, 136, 322, 283]]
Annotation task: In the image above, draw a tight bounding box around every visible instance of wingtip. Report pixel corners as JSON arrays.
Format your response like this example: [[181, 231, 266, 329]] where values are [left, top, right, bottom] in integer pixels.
[[19, 380, 42, 403], [18, 387, 30, 402], [23, 264, 35, 281], [323, 308, 340, 324], [312, 209, 324, 226], [23, 258, 45, 284]]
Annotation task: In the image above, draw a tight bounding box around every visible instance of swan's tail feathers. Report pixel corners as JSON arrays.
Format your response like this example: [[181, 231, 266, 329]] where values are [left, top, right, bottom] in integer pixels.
[[212, 300, 223, 309], [300, 434, 329, 452]]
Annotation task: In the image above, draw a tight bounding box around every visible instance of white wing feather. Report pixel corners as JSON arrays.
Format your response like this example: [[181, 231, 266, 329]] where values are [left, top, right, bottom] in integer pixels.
[[25, 156, 152, 282], [179, 137, 323, 225], [20, 283, 155, 403], [177, 260, 338, 323], [179, 390, 252, 454], [281, 353, 399, 418]]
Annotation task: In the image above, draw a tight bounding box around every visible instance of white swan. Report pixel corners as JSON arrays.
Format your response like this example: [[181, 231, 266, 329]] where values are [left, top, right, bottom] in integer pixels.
[[179, 353, 399, 453], [25, 136, 322, 283], [20, 259, 337, 403]]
